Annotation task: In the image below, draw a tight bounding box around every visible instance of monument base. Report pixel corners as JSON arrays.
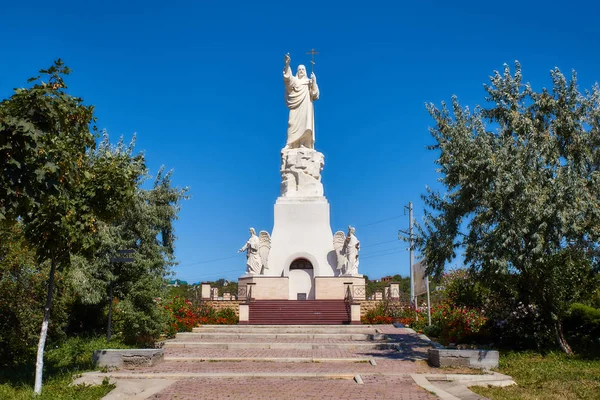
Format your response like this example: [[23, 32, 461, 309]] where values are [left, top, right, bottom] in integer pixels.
[[238, 275, 289, 300], [237, 275, 366, 301], [266, 196, 336, 279], [314, 276, 366, 300]]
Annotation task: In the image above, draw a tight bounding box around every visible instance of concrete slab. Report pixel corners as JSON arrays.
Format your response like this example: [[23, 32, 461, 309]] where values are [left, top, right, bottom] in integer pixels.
[[93, 349, 164, 369], [428, 349, 499, 369], [73, 376, 174, 400]]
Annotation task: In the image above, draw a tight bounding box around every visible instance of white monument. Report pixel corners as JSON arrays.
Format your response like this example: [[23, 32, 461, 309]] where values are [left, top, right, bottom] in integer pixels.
[[238, 52, 365, 301]]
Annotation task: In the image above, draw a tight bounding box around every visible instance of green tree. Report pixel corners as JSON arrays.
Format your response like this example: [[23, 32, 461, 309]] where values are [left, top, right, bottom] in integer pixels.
[[0, 61, 142, 392], [418, 62, 600, 354], [0, 221, 73, 367], [69, 165, 188, 345]]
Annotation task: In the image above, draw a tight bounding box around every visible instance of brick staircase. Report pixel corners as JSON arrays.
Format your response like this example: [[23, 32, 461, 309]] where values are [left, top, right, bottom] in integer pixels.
[[248, 300, 351, 325]]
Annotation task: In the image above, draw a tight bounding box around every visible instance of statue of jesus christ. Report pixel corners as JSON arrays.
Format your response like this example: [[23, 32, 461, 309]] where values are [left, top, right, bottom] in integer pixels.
[[283, 53, 320, 149]]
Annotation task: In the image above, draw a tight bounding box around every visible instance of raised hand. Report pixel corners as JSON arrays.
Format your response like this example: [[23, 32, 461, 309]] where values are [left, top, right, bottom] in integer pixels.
[[284, 53, 291, 66]]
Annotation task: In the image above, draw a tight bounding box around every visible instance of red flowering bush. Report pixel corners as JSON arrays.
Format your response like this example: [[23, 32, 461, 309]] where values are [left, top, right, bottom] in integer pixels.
[[361, 303, 393, 324], [162, 296, 201, 335], [161, 297, 238, 336], [429, 302, 487, 344]]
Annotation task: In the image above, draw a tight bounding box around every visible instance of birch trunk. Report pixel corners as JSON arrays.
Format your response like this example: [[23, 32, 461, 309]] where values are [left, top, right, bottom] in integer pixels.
[[34, 259, 56, 394], [554, 318, 573, 355]]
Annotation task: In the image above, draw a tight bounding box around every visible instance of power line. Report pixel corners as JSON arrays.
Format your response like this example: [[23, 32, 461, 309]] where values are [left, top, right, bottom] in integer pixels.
[[361, 249, 406, 260], [361, 245, 407, 257], [176, 213, 410, 269], [177, 254, 239, 268], [361, 239, 399, 249], [174, 268, 242, 282], [356, 214, 405, 228]]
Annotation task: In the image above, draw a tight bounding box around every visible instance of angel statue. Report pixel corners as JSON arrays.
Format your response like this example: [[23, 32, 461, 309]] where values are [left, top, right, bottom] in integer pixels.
[[333, 226, 360, 276], [238, 228, 271, 274]]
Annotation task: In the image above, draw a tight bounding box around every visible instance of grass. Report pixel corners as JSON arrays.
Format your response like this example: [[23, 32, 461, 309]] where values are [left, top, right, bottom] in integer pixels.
[[0, 375, 114, 400], [471, 351, 600, 400], [0, 335, 133, 399]]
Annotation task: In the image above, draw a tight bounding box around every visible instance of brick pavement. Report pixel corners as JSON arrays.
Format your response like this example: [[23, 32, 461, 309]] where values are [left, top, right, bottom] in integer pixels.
[[126, 360, 433, 374], [122, 325, 445, 399], [148, 376, 438, 400]]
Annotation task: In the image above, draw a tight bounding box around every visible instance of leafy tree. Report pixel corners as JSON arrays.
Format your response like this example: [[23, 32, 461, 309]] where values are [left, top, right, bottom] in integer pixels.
[[0, 221, 73, 367], [0, 61, 142, 392], [418, 62, 600, 353], [68, 165, 188, 345]]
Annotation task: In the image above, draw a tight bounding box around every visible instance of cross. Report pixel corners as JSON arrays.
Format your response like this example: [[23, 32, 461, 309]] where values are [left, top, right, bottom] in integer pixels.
[[306, 48, 319, 74]]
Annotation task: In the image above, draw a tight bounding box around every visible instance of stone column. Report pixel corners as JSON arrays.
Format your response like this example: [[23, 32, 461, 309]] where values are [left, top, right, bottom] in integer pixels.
[[201, 282, 211, 300], [239, 304, 249, 325], [350, 304, 361, 325], [389, 283, 400, 300]]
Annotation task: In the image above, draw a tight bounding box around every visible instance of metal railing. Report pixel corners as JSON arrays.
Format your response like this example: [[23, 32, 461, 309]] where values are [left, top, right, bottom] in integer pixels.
[[344, 284, 353, 303]]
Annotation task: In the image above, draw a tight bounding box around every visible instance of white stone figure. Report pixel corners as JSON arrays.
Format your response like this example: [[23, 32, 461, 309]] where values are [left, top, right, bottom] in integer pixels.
[[258, 231, 271, 273], [333, 226, 361, 275], [283, 53, 320, 149], [238, 228, 261, 274], [280, 148, 325, 197]]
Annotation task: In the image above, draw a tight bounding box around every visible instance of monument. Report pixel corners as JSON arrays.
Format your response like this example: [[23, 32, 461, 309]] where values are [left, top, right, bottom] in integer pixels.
[[238, 52, 365, 301]]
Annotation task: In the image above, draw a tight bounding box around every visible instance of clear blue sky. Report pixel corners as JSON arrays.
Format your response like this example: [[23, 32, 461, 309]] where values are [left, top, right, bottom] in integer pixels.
[[2, 0, 599, 283]]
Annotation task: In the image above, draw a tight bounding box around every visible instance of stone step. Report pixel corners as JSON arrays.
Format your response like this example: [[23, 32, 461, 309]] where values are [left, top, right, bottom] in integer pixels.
[[161, 346, 409, 361], [248, 301, 350, 324], [163, 357, 373, 363], [192, 325, 377, 334], [163, 341, 398, 350], [175, 332, 384, 341], [170, 337, 380, 344]]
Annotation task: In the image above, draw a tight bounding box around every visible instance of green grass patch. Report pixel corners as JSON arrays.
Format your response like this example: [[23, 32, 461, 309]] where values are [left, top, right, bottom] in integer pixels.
[[0, 335, 133, 398], [471, 351, 600, 400], [0, 374, 114, 400]]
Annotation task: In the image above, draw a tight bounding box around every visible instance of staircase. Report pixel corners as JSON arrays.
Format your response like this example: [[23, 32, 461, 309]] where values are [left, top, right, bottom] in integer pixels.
[[248, 300, 351, 325]]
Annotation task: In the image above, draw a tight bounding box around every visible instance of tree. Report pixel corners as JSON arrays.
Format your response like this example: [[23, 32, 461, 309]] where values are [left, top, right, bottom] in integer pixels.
[[0, 61, 142, 393], [69, 165, 189, 345], [418, 62, 600, 353], [0, 221, 72, 366]]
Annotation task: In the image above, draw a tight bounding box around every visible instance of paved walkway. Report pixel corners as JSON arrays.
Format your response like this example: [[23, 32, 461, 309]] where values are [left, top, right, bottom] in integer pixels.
[[89, 325, 497, 400], [148, 376, 437, 400]]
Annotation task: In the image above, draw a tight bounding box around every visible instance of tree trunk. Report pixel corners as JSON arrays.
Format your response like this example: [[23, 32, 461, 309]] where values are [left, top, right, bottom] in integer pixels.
[[107, 281, 113, 341], [554, 318, 573, 355], [34, 258, 56, 394]]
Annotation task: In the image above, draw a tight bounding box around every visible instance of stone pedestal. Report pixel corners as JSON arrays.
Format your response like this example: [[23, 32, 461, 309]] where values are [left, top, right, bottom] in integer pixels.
[[314, 276, 366, 300], [280, 148, 324, 198], [238, 144, 364, 301], [238, 275, 289, 300], [266, 197, 337, 279], [201, 283, 211, 299]]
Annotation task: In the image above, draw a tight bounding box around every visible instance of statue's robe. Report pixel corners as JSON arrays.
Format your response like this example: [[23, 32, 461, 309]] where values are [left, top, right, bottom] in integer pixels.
[[242, 234, 261, 274], [345, 234, 360, 275], [283, 65, 319, 149]]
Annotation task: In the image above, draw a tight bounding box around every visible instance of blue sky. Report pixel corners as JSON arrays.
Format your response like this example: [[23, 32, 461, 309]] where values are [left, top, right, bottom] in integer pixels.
[[2, 0, 599, 283]]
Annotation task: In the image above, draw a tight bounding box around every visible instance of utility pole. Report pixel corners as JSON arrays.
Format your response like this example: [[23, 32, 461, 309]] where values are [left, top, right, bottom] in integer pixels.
[[408, 201, 414, 306], [398, 201, 415, 306]]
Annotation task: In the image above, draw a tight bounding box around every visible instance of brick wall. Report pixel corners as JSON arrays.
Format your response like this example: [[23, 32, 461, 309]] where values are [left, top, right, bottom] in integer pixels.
[[357, 300, 381, 317], [206, 300, 242, 316]]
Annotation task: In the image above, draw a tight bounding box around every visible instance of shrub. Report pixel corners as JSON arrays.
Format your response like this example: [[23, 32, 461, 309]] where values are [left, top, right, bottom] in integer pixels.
[[215, 308, 238, 325], [162, 296, 201, 336], [564, 303, 600, 356], [430, 302, 488, 344], [162, 298, 238, 335], [361, 302, 391, 324]]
